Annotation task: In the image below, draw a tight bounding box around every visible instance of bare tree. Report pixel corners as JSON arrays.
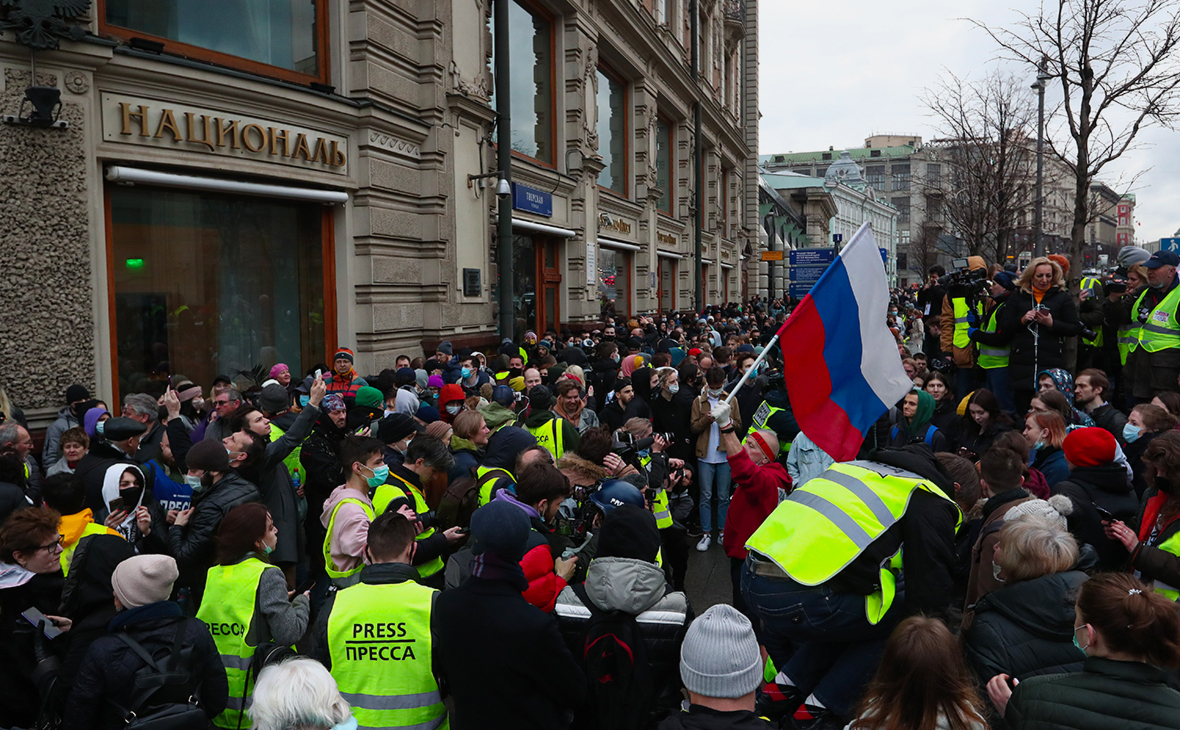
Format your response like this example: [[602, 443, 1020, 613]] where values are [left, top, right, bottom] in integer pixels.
[[973, 0, 1180, 282], [921, 70, 1044, 265]]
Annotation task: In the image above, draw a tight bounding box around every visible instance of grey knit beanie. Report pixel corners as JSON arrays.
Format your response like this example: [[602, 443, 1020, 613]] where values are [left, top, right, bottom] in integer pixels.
[[680, 604, 762, 698], [1006, 495, 1072, 531]]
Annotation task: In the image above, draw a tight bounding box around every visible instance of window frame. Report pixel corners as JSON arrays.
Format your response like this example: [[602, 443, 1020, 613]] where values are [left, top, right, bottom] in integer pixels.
[[656, 116, 675, 216], [595, 61, 630, 198], [490, 0, 558, 169], [98, 0, 331, 86]]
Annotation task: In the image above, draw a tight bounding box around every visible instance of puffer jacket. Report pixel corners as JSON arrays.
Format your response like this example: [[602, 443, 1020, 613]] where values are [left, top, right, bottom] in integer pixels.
[[963, 570, 1087, 685], [1052, 463, 1138, 571], [492, 490, 570, 612], [1005, 657, 1180, 730], [43, 406, 79, 465], [553, 557, 691, 725], [167, 471, 261, 596], [63, 601, 228, 730]]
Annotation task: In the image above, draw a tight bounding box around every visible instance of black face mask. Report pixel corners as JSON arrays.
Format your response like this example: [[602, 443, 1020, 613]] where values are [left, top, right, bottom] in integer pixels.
[[508, 367, 524, 379], [120, 486, 144, 508]]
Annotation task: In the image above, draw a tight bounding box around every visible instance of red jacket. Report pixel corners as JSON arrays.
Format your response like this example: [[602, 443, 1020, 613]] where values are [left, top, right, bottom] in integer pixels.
[[723, 447, 791, 559]]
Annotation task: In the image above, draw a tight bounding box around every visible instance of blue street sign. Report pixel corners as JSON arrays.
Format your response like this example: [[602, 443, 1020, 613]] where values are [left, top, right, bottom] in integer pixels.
[[789, 265, 829, 282], [880, 247, 888, 263], [511, 183, 553, 217], [789, 248, 835, 266], [789, 282, 814, 298], [1162, 238, 1180, 253], [833, 234, 843, 244]]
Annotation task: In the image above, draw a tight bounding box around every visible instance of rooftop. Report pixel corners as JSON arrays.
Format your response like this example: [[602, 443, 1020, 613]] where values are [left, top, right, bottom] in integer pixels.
[[759, 145, 922, 166]]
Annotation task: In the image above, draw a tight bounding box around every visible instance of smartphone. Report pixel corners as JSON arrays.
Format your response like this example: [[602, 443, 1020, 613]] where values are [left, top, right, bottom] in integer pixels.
[[294, 578, 316, 595], [22, 607, 62, 639], [315, 369, 323, 379], [109, 497, 126, 513], [456, 526, 470, 535], [1096, 506, 1116, 521]]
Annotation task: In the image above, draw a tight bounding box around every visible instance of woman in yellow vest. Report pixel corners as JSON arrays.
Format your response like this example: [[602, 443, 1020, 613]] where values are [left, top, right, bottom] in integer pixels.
[[1107, 430, 1180, 600], [197, 503, 310, 729]]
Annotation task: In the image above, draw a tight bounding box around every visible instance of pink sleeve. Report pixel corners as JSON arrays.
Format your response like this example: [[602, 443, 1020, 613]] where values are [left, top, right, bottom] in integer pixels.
[[330, 502, 372, 563]]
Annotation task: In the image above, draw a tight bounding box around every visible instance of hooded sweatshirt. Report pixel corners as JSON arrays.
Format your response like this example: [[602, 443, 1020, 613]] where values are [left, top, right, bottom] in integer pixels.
[[320, 483, 374, 575], [438, 384, 466, 424], [479, 402, 517, 432], [101, 463, 146, 543]]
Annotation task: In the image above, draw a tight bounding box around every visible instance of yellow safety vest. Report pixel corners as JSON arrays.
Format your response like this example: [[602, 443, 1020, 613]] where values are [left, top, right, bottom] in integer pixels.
[[60, 522, 118, 576], [374, 476, 445, 580], [324, 497, 376, 586], [745, 461, 961, 624], [475, 466, 514, 507], [1135, 286, 1180, 353], [267, 423, 303, 483], [528, 417, 565, 460], [1079, 278, 1105, 347], [638, 453, 673, 529], [197, 558, 275, 729], [976, 303, 1010, 369], [327, 580, 447, 730], [743, 401, 791, 453], [951, 297, 982, 350], [1119, 323, 1141, 366]]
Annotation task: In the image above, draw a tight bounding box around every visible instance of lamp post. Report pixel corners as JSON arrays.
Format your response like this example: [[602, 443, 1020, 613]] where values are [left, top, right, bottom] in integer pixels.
[[1031, 58, 1050, 259], [494, 0, 513, 340]]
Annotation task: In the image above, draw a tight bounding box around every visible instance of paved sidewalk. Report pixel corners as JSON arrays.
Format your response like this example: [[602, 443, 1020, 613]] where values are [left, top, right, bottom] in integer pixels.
[[684, 537, 734, 611]]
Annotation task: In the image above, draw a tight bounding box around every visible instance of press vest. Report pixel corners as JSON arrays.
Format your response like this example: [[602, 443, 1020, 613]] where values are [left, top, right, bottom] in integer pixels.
[[374, 476, 445, 580], [327, 580, 446, 730], [1080, 278, 1105, 347], [1119, 323, 1141, 365], [744, 401, 791, 453], [197, 558, 275, 728], [976, 303, 1010, 369], [745, 461, 961, 624], [324, 497, 376, 585], [951, 297, 982, 350], [637, 453, 673, 529], [528, 417, 565, 460], [475, 466, 514, 507], [60, 522, 115, 576], [1134, 284, 1180, 353]]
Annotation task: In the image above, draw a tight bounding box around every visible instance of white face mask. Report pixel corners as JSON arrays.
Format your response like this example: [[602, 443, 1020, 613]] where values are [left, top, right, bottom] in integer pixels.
[[668, 384, 679, 395]]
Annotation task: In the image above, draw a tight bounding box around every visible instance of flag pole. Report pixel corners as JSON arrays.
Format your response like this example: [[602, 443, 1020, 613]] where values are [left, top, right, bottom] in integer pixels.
[[724, 330, 783, 406]]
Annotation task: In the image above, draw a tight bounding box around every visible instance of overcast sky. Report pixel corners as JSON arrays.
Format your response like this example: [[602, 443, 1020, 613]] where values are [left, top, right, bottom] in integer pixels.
[[758, 0, 1180, 245]]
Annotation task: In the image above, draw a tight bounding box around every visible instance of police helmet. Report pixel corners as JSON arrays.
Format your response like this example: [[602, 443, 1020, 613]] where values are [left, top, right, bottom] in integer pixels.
[[589, 479, 645, 514]]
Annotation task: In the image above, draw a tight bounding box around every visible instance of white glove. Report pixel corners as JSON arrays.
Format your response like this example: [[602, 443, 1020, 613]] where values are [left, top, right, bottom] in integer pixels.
[[711, 401, 732, 428]]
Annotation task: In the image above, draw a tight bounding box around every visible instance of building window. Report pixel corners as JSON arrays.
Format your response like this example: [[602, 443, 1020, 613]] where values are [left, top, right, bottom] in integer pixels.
[[102, 0, 327, 83], [926, 163, 941, 188], [596, 65, 627, 195], [815, 166, 828, 178], [891, 164, 911, 191], [658, 257, 676, 311], [866, 165, 885, 188], [891, 197, 910, 224], [597, 249, 630, 318], [901, 229, 911, 246], [109, 184, 328, 398], [927, 196, 943, 222], [656, 118, 673, 214], [720, 168, 729, 236], [490, 0, 554, 164]]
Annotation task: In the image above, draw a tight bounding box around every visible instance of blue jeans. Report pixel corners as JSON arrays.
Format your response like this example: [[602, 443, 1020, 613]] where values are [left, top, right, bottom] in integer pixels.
[[698, 459, 731, 534], [741, 561, 900, 717], [983, 367, 1016, 416]]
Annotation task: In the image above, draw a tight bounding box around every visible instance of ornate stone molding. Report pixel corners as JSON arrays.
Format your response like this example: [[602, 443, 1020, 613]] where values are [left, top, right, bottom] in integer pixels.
[[368, 131, 420, 159]]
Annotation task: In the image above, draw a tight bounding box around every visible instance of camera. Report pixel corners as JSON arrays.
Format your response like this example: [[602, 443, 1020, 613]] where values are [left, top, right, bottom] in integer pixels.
[[495, 178, 511, 200], [940, 257, 990, 292]]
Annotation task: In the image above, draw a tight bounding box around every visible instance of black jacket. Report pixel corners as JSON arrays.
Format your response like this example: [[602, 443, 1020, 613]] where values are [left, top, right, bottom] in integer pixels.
[[953, 420, 1012, 461], [1089, 402, 1129, 445], [0, 570, 66, 728], [658, 705, 775, 730], [300, 412, 346, 518], [652, 390, 695, 462], [247, 404, 319, 565], [77, 441, 140, 514], [588, 358, 619, 415], [1052, 464, 1139, 571], [599, 399, 630, 433], [1129, 489, 1180, 590], [996, 287, 1082, 390], [1005, 657, 1180, 730], [434, 575, 585, 730], [0, 479, 30, 526], [63, 602, 228, 730], [963, 570, 1087, 685], [167, 472, 261, 595]]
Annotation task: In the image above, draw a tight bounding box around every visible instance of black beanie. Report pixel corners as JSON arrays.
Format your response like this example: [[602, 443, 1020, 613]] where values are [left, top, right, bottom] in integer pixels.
[[597, 504, 661, 563]]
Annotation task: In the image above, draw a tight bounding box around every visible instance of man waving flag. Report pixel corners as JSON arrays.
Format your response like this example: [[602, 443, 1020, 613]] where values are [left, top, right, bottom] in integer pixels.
[[777, 222, 912, 461]]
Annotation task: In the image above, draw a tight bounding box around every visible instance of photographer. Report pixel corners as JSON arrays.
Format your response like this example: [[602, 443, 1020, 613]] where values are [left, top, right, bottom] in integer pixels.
[[620, 418, 691, 592], [970, 271, 1018, 415], [940, 256, 989, 399]]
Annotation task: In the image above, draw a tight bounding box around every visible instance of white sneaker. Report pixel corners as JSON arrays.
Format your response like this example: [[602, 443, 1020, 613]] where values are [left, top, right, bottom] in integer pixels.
[[718, 531, 724, 544], [696, 535, 712, 552]]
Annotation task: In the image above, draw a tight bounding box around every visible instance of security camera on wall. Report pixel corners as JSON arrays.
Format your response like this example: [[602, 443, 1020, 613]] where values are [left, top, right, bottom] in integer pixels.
[[496, 178, 511, 200]]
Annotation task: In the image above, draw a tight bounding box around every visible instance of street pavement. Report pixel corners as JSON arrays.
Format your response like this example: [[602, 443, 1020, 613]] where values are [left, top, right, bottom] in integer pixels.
[[684, 537, 734, 611]]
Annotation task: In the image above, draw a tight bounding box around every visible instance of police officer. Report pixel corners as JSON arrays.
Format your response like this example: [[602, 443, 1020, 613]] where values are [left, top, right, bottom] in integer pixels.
[[373, 435, 464, 589], [968, 271, 1017, 414], [519, 385, 581, 460], [314, 511, 446, 730], [742, 446, 961, 728], [1112, 250, 1180, 402]]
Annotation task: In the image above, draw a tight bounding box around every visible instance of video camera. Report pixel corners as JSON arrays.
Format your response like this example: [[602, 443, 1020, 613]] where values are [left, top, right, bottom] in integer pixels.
[[939, 257, 990, 292]]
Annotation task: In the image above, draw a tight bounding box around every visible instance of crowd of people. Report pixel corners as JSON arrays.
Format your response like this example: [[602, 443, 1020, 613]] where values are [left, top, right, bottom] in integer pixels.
[[1, 245, 1180, 730]]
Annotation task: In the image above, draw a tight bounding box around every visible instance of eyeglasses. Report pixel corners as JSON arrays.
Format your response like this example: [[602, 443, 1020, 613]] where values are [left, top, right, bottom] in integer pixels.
[[30, 535, 64, 553]]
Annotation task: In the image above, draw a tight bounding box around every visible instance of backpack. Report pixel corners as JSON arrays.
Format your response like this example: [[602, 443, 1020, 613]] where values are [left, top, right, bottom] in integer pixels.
[[571, 583, 656, 730], [107, 626, 208, 730], [890, 424, 938, 447]]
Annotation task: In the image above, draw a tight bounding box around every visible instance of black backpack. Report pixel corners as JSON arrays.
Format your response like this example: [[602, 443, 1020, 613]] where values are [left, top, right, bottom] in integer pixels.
[[107, 627, 208, 730], [571, 583, 656, 730]]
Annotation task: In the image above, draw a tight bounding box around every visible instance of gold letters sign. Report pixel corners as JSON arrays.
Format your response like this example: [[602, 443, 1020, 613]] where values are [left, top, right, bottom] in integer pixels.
[[101, 93, 349, 174]]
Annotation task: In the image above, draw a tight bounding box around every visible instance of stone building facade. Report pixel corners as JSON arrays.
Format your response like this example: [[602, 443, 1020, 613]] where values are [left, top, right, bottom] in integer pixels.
[[0, 0, 758, 427]]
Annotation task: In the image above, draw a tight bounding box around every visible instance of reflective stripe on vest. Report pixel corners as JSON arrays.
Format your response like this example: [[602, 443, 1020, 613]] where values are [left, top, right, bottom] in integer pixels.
[[60, 522, 115, 576], [197, 558, 275, 729], [1135, 286, 1180, 353], [324, 497, 375, 584], [475, 466, 514, 507], [528, 418, 565, 460], [375, 476, 444, 579], [745, 461, 961, 624], [652, 489, 673, 529], [1119, 323, 1141, 365], [977, 303, 1010, 369], [744, 402, 791, 453], [1150, 530, 1180, 601], [327, 581, 446, 730], [952, 297, 979, 350]]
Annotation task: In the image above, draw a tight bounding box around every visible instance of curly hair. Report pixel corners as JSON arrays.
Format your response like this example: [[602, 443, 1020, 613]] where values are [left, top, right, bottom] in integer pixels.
[[1016, 256, 1065, 292]]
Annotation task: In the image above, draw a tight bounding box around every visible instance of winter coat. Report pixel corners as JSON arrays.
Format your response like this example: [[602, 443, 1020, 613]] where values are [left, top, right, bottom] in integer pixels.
[[0, 569, 65, 728], [448, 444, 480, 484], [1004, 657, 1180, 730], [963, 570, 1087, 684], [43, 407, 79, 465], [1128, 489, 1180, 593], [299, 412, 346, 518], [691, 394, 743, 459], [953, 420, 1012, 462], [1052, 464, 1138, 571], [964, 490, 1031, 611], [77, 441, 140, 514], [93, 462, 170, 556], [0, 479, 30, 526], [553, 557, 691, 725], [1089, 402, 1129, 445], [1032, 447, 1070, 488], [491, 490, 570, 612], [434, 575, 586, 730], [1125, 431, 1160, 499], [250, 404, 319, 564], [657, 706, 775, 730], [588, 358, 619, 414], [997, 286, 1082, 392], [652, 389, 694, 461], [167, 472, 261, 595], [63, 602, 228, 730], [724, 447, 789, 560], [320, 484, 374, 578], [941, 292, 979, 369], [598, 398, 630, 433]]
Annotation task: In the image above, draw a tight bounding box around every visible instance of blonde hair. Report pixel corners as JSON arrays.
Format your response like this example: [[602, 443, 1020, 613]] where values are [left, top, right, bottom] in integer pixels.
[[251, 657, 351, 730], [996, 514, 1077, 583], [0, 387, 12, 423], [563, 365, 586, 386], [1016, 256, 1065, 292]]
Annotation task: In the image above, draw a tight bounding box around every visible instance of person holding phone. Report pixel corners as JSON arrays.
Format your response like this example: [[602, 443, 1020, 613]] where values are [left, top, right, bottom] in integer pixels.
[[1050, 428, 1138, 571], [96, 463, 169, 555], [1105, 431, 1180, 601]]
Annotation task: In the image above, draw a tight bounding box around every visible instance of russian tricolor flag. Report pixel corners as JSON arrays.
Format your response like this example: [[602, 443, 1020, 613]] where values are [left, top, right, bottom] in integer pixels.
[[778, 223, 912, 462]]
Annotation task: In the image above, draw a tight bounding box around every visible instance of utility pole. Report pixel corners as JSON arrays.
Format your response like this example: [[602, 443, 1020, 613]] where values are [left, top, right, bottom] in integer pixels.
[[691, 0, 703, 314], [1032, 57, 1049, 259], [494, 0, 514, 340]]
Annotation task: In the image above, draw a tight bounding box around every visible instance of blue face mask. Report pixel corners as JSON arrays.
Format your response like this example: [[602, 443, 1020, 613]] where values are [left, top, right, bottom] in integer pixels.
[[362, 464, 390, 488], [262, 543, 274, 555], [299, 395, 310, 407], [1072, 624, 1088, 653], [461, 367, 473, 379], [1124, 423, 1142, 443]]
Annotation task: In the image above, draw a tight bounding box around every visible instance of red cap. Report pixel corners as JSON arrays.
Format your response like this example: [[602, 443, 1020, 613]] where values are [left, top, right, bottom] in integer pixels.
[[689, 348, 703, 357], [1063, 427, 1116, 468]]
